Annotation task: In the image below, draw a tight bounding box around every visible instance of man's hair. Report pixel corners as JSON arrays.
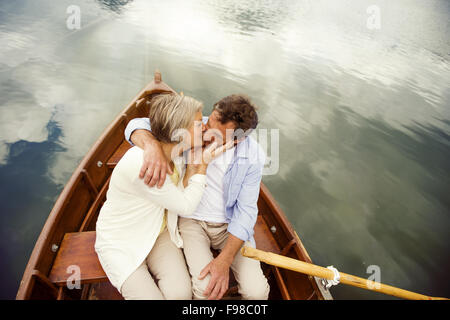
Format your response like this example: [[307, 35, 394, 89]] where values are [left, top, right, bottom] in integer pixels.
[[148, 93, 203, 143], [213, 94, 259, 133]]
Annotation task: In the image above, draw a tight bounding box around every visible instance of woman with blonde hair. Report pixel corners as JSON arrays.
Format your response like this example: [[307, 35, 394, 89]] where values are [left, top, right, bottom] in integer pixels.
[[95, 93, 231, 300]]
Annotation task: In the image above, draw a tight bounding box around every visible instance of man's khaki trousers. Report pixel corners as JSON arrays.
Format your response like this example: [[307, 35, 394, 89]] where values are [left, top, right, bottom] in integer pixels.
[[179, 217, 270, 300]]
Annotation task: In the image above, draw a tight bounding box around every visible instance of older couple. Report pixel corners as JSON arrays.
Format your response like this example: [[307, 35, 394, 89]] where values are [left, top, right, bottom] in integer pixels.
[[95, 92, 269, 300]]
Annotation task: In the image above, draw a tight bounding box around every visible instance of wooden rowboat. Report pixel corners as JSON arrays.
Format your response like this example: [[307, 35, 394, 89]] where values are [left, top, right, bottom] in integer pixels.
[[16, 71, 332, 300]]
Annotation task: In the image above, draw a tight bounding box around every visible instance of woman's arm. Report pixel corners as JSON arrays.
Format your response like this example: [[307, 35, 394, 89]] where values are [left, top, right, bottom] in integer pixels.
[[138, 170, 208, 216], [139, 141, 233, 215], [183, 163, 205, 188], [182, 141, 232, 187]]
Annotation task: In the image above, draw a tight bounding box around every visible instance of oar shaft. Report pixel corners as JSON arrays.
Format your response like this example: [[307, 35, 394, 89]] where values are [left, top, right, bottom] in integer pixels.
[[241, 247, 448, 300]]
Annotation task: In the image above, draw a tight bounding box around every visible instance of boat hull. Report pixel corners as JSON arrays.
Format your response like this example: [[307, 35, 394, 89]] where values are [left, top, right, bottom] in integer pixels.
[[16, 72, 331, 300]]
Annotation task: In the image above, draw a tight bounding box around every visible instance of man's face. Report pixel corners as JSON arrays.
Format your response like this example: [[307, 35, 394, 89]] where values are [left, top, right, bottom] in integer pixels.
[[204, 110, 236, 146]]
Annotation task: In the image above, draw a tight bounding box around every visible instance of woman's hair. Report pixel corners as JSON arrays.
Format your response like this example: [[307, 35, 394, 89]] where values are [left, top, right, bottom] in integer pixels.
[[148, 93, 203, 143]]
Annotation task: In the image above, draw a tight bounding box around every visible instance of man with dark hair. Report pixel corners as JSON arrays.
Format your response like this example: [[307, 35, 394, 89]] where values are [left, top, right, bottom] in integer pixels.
[[213, 94, 259, 133], [124, 94, 269, 300]]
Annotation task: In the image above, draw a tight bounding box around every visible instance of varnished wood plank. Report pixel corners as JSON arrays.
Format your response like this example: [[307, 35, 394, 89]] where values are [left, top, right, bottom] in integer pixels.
[[106, 140, 132, 168], [31, 270, 58, 299], [88, 281, 123, 300], [78, 177, 110, 232], [254, 215, 280, 254], [273, 267, 291, 300], [56, 287, 64, 300], [36, 179, 94, 275], [48, 232, 106, 285], [280, 238, 296, 256], [81, 169, 99, 196]]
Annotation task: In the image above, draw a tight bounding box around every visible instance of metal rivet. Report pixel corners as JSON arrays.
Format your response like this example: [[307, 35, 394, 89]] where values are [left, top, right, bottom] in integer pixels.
[[270, 226, 276, 233], [51, 244, 59, 252], [97, 161, 103, 168]]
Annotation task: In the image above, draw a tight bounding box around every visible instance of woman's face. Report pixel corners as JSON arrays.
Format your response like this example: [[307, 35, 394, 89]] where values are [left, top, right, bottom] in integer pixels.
[[186, 111, 205, 149]]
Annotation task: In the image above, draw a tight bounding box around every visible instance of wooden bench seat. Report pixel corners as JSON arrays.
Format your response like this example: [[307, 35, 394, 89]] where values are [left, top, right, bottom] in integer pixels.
[[48, 231, 106, 286]]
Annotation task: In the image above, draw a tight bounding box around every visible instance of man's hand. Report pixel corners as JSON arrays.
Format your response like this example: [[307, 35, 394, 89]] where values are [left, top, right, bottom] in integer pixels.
[[141, 140, 173, 188], [131, 129, 173, 188], [198, 255, 231, 300], [198, 234, 244, 300]]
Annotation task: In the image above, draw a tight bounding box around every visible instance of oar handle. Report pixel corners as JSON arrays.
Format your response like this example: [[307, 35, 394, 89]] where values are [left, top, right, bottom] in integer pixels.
[[241, 246, 449, 300]]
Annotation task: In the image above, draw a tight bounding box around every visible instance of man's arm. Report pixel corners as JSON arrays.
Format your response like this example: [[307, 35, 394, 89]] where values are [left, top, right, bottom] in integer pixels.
[[227, 159, 264, 243], [124, 117, 152, 145], [125, 118, 172, 188]]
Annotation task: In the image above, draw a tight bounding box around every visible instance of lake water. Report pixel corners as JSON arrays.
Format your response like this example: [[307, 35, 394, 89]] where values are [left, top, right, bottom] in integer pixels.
[[0, 0, 449, 299]]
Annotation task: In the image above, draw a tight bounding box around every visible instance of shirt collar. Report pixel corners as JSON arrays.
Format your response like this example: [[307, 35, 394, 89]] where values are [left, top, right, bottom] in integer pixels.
[[235, 137, 249, 159]]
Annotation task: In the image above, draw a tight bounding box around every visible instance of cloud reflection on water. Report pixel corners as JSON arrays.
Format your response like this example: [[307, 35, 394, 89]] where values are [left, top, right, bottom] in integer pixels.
[[0, 0, 449, 299]]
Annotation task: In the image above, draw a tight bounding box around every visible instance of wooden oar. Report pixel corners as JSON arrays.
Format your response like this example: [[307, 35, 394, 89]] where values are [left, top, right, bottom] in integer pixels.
[[241, 246, 448, 300]]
